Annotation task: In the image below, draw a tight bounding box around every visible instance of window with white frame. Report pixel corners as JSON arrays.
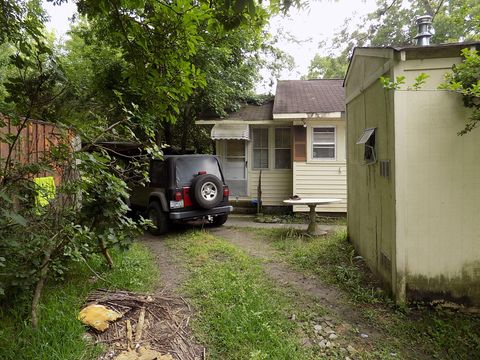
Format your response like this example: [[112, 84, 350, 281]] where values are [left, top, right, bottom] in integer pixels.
[[275, 128, 291, 169], [312, 127, 335, 159], [252, 128, 269, 169]]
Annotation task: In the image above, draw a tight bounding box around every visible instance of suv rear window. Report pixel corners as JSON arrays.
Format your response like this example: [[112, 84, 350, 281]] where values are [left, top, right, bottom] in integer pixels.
[[175, 157, 222, 187]]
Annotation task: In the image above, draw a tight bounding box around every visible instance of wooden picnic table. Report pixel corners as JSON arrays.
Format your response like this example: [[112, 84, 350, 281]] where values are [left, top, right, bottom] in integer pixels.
[[283, 198, 342, 235]]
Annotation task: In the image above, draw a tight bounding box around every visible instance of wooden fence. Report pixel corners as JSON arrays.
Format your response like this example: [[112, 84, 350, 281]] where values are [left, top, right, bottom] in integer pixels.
[[0, 113, 75, 185]]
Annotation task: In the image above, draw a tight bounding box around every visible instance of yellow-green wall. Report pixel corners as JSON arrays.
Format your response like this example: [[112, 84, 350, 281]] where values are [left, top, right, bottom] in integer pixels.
[[346, 53, 397, 291], [394, 56, 480, 305], [347, 49, 480, 306]]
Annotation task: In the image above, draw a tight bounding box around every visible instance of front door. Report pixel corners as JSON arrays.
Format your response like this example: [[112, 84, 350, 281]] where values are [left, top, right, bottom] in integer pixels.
[[224, 140, 247, 197]]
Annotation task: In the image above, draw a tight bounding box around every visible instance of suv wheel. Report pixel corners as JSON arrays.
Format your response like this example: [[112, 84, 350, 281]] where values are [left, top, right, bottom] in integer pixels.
[[147, 201, 169, 235], [211, 214, 228, 227], [192, 174, 223, 209]]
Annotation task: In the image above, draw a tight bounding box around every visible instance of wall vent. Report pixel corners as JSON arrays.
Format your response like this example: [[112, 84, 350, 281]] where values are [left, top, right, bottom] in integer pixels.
[[380, 160, 391, 178]]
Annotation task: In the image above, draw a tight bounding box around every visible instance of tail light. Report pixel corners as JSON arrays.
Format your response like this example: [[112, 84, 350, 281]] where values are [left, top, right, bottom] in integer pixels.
[[174, 191, 182, 202], [198, 170, 207, 175], [223, 186, 229, 197], [182, 186, 192, 207]]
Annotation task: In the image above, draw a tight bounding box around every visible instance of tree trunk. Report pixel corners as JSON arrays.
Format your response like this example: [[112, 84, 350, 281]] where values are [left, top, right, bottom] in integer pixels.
[[31, 249, 52, 328], [99, 237, 114, 268]]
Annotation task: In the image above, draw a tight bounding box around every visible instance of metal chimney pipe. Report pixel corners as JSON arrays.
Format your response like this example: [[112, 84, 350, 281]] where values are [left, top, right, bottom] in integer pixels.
[[414, 15, 433, 46]]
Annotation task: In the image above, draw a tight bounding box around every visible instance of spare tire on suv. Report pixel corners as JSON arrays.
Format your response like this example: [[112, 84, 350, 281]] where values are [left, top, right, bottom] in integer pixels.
[[191, 173, 223, 209]]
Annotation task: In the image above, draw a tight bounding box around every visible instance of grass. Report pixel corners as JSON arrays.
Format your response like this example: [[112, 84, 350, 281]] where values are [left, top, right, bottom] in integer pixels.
[[253, 227, 383, 304], [251, 227, 480, 360], [167, 230, 319, 360], [0, 243, 159, 360], [255, 214, 347, 226]]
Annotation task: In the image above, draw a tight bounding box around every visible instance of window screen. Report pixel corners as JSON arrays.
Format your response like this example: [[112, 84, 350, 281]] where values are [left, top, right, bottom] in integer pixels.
[[253, 128, 269, 169], [275, 128, 291, 169], [312, 127, 335, 159]]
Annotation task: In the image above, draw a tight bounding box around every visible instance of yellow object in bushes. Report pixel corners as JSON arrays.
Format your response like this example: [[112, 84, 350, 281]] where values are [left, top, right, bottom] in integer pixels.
[[33, 176, 56, 208]]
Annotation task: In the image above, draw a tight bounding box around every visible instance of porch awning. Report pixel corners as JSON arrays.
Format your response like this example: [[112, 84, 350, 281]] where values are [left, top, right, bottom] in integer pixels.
[[211, 124, 250, 140]]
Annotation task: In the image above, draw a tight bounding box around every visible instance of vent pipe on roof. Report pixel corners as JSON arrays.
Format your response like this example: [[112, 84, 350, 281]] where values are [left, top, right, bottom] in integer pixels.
[[414, 15, 433, 46]]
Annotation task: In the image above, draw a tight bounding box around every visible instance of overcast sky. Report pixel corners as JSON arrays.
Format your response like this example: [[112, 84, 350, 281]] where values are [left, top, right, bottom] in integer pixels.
[[43, 0, 377, 92]]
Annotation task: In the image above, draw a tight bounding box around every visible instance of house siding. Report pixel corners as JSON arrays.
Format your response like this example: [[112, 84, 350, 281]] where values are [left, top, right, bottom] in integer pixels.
[[248, 169, 293, 206], [248, 126, 293, 206], [293, 119, 347, 212], [216, 131, 294, 206], [292, 162, 347, 212]]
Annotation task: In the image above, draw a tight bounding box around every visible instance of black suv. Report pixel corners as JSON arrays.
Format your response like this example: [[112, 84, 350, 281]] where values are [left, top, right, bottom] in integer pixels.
[[129, 155, 233, 235]]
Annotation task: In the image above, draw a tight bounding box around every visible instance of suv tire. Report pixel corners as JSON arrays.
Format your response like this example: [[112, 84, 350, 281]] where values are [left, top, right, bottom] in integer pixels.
[[211, 214, 228, 227], [192, 174, 223, 209], [147, 201, 169, 235]]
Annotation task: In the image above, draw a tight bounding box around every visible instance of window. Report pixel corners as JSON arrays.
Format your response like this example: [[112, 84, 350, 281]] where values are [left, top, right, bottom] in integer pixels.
[[253, 128, 269, 169], [275, 128, 291, 169], [150, 160, 167, 187], [356, 128, 376, 164], [312, 127, 335, 159]]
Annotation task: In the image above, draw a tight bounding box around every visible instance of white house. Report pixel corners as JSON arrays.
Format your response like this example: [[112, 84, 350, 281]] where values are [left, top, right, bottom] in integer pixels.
[[196, 79, 347, 213]]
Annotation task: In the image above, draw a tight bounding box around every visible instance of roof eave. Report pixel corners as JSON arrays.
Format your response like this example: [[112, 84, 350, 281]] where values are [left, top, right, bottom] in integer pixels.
[[195, 119, 291, 125], [273, 112, 344, 120]]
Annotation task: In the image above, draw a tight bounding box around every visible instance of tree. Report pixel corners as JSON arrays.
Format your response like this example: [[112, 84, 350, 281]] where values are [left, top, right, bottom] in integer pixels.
[[62, 1, 291, 152], [0, 0, 297, 326], [0, 1, 154, 327], [304, 0, 480, 79], [302, 54, 347, 79], [162, 12, 293, 152], [440, 48, 480, 135]]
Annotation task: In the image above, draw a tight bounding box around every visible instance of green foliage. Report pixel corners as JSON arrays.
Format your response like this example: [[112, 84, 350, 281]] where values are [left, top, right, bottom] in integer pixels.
[[379, 75, 406, 90], [0, 5, 156, 324], [0, 0, 293, 328], [0, 243, 158, 360], [168, 230, 314, 359], [379, 73, 430, 91], [305, 0, 480, 80], [0, 0, 48, 46], [338, 0, 480, 51], [380, 73, 430, 91], [439, 48, 480, 134], [302, 54, 348, 80], [409, 72, 430, 90]]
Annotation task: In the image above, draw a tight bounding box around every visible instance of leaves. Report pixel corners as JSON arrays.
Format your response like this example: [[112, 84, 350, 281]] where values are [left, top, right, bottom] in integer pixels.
[[440, 48, 480, 135], [410, 73, 430, 91], [380, 75, 406, 90]]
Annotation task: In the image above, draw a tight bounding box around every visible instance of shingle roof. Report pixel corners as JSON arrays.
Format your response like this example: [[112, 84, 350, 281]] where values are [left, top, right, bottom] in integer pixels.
[[273, 79, 345, 114], [200, 100, 273, 121], [226, 100, 273, 120]]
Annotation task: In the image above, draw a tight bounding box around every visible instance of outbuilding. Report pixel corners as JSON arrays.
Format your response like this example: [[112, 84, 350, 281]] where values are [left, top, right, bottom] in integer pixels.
[[345, 41, 480, 306]]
